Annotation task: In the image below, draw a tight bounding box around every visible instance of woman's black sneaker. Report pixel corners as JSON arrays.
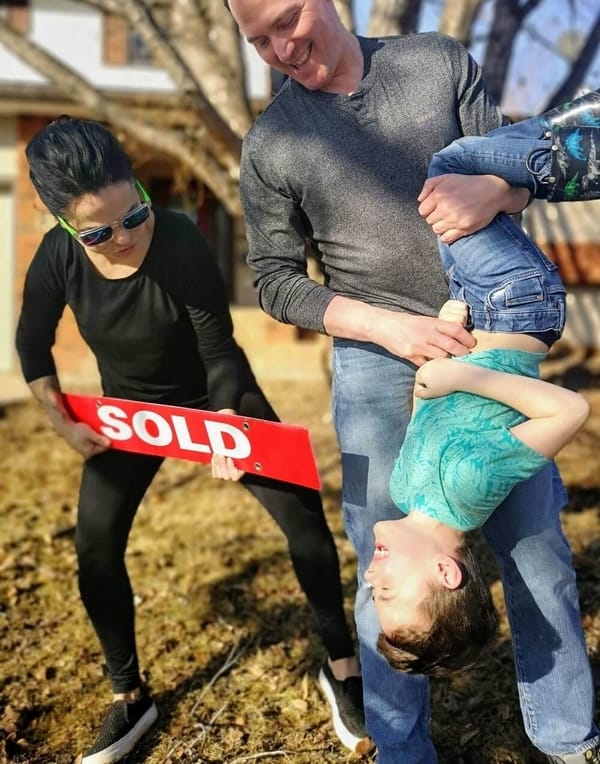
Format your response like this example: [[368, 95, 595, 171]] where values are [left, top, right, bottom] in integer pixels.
[[318, 661, 373, 754], [81, 693, 158, 764]]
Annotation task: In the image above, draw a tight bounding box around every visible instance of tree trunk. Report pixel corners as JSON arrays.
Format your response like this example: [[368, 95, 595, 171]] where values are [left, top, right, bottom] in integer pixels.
[[482, 0, 543, 106], [438, 0, 485, 46], [544, 11, 600, 110], [368, 0, 422, 37], [80, 0, 246, 157], [334, 0, 353, 32], [168, 0, 252, 138]]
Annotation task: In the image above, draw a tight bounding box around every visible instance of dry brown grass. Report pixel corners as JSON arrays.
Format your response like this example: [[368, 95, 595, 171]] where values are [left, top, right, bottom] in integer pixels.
[[0, 349, 599, 764]]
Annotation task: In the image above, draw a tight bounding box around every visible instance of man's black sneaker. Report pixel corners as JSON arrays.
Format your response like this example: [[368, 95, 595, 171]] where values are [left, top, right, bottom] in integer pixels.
[[318, 661, 373, 754], [547, 744, 600, 764], [82, 693, 158, 764]]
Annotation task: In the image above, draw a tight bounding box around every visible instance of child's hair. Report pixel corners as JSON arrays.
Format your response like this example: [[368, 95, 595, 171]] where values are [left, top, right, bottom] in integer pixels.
[[25, 115, 133, 217], [376, 543, 498, 677]]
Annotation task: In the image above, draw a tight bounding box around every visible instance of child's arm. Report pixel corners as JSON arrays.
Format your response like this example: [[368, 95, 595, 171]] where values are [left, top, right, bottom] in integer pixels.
[[409, 299, 470, 414], [415, 357, 590, 459]]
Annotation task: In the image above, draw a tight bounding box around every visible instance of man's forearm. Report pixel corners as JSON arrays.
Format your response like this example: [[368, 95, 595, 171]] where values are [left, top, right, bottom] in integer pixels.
[[322, 295, 392, 343]]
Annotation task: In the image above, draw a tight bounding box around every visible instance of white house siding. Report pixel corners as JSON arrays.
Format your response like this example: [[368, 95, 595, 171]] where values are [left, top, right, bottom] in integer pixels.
[[0, 0, 270, 99]]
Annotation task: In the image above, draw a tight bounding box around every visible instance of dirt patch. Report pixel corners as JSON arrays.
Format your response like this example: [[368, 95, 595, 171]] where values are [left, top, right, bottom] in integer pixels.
[[1, 353, 599, 764]]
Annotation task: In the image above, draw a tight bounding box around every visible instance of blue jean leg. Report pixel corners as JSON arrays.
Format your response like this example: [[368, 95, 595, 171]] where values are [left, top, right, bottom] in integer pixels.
[[430, 116, 551, 194], [332, 339, 437, 764], [430, 119, 566, 336], [483, 464, 600, 755]]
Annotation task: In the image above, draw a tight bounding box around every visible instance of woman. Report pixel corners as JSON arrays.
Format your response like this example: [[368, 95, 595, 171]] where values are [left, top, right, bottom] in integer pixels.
[[16, 116, 367, 764]]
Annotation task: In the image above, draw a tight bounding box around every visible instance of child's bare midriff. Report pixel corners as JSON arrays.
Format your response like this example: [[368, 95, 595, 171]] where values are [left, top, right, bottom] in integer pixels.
[[471, 330, 549, 354]]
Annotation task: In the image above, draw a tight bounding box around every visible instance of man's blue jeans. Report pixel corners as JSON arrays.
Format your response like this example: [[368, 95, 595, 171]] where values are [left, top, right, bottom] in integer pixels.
[[332, 341, 436, 763], [332, 117, 599, 762], [333, 340, 598, 762]]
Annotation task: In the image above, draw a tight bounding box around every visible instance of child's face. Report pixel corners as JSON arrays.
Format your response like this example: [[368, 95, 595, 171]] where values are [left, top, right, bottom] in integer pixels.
[[365, 520, 435, 636]]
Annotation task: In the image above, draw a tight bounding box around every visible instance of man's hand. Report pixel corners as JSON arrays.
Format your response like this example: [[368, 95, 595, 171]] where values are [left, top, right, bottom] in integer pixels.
[[323, 295, 475, 367], [211, 453, 245, 482], [418, 174, 530, 244], [377, 312, 476, 367]]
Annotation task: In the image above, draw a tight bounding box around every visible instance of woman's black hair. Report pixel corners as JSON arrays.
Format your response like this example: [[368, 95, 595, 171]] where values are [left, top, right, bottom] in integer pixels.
[[25, 115, 133, 217]]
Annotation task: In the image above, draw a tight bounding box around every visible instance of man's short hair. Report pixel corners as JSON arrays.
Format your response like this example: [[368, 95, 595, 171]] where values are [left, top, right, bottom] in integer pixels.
[[377, 543, 499, 677]]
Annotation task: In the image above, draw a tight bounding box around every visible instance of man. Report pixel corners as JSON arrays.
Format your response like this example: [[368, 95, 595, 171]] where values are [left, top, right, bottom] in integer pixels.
[[226, 1, 600, 761]]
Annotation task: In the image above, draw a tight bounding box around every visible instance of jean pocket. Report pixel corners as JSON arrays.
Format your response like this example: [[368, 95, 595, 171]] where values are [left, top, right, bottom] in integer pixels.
[[489, 272, 547, 308]]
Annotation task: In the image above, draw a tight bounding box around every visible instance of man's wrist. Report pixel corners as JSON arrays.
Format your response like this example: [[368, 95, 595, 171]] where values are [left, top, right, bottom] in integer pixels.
[[504, 186, 531, 215]]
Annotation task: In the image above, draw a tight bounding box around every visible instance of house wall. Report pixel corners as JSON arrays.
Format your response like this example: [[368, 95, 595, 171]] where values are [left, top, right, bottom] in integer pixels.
[[13, 115, 97, 381], [0, 0, 173, 92], [524, 199, 600, 347], [0, 117, 17, 372], [0, 0, 270, 99]]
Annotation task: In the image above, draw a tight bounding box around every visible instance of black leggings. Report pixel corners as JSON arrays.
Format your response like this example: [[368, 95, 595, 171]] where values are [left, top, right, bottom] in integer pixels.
[[75, 387, 354, 692]]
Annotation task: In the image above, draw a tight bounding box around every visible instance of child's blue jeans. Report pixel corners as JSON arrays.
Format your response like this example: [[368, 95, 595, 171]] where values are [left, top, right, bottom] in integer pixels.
[[429, 117, 566, 338]]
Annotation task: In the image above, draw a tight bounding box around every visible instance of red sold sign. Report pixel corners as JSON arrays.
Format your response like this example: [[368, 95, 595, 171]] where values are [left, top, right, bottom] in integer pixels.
[[64, 394, 321, 490]]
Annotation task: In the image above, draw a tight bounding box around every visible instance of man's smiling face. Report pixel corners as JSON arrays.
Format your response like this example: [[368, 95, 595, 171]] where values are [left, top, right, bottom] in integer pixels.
[[228, 0, 349, 92]]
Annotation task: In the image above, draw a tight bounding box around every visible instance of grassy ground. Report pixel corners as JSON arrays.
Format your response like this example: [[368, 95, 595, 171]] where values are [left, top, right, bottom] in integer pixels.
[[0, 346, 599, 764]]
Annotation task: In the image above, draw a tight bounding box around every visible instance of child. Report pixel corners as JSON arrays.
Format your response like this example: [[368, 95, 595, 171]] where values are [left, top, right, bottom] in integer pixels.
[[366, 90, 600, 677]]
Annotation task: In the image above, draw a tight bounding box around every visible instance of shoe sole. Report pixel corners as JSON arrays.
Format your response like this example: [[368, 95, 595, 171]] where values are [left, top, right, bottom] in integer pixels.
[[81, 702, 158, 764], [318, 668, 373, 754]]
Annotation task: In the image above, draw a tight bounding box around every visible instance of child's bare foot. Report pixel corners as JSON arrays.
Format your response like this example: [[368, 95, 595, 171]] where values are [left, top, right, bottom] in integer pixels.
[[438, 299, 468, 327]]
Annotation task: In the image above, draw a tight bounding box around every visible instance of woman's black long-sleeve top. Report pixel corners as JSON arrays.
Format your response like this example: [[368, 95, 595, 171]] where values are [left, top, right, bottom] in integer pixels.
[[16, 207, 254, 411]]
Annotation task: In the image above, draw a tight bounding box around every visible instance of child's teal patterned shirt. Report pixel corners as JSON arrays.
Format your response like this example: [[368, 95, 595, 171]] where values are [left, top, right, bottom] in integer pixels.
[[389, 349, 549, 531]]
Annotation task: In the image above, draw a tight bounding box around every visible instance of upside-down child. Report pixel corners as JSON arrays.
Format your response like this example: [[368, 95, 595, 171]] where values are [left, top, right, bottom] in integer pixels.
[[366, 90, 600, 676]]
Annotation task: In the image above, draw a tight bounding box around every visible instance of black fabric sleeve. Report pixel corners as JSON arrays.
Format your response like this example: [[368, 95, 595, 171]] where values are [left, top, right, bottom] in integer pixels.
[[15, 232, 67, 383], [179, 226, 245, 412]]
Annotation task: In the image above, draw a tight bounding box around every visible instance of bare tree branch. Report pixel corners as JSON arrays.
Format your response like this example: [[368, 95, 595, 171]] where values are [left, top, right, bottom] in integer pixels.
[[333, 0, 353, 32], [78, 0, 243, 165], [0, 18, 242, 216], [168, 0, 252, 136], [544, 10, 600, 109], [203, 0, 247, 94], [482, 0, 543, 105]]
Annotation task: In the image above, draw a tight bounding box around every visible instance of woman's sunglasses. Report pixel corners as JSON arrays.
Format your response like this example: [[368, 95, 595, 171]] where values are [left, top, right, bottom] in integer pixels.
[[57, 180, 152, 247]]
